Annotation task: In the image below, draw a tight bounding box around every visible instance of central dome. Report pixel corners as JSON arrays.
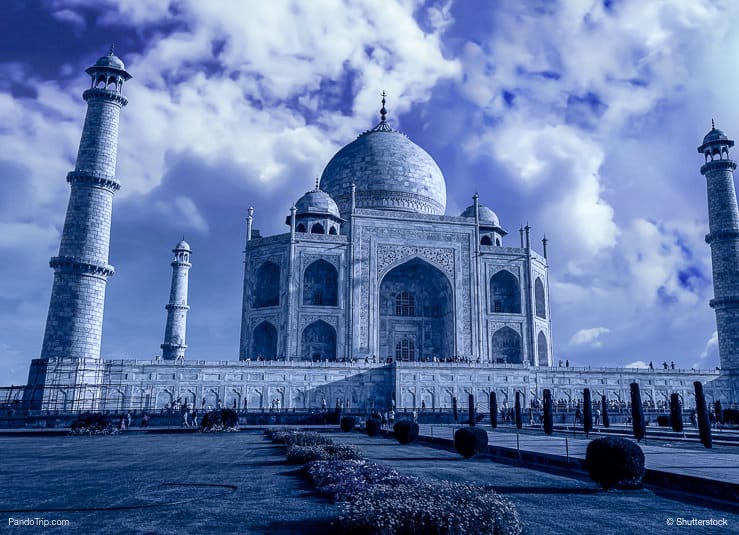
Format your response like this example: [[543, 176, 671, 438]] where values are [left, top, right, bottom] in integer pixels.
[[319, 121, 446, 216]]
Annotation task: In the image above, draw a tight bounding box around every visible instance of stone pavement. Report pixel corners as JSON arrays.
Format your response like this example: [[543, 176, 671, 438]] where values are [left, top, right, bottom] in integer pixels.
[[418, 424, 739, 489]]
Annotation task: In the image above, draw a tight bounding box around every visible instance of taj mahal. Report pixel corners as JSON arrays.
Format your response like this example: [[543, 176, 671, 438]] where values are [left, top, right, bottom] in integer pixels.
[[12, 50, 739, 414]]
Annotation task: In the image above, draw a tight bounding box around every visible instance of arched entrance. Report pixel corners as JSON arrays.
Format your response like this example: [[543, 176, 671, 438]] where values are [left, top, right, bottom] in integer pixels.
[[492, 326, 522, 363], [252, 321, 278, 360], [378, 258, 454, 361]]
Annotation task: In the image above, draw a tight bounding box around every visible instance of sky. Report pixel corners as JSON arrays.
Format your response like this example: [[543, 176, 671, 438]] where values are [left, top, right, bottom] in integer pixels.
[[0, 0, 736, 386]]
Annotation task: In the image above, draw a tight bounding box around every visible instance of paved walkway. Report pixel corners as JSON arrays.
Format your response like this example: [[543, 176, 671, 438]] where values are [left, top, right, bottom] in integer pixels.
[[419, 424, 739, 488]]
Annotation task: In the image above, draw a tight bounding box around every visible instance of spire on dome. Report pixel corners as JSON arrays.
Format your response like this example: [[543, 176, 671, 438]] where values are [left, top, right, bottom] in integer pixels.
[[371, 90, 393, 132], [110, 42, 115, 55], [380, 90, 387, 122], [315, 177, 320, 191]]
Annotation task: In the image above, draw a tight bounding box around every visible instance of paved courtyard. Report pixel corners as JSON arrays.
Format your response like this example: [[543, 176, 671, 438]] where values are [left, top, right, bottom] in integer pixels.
[[1, 430, 737, 534]]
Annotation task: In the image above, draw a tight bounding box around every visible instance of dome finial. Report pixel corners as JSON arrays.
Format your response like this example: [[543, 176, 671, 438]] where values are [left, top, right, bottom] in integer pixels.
[[109, 42, 115, 55], [712, 118, 716, 130], [315, 176, 320, 191], [380, 90, 387, 123]]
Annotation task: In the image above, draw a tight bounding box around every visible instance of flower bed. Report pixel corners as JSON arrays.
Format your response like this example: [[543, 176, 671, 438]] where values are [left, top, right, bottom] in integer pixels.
[[69, 413, 118, 435], [305, 460, 419, 502], [340, 480, 522, 534], [200, 409, 239, 432], [286, 444, 363, 464], [268, 429, 333, 447]]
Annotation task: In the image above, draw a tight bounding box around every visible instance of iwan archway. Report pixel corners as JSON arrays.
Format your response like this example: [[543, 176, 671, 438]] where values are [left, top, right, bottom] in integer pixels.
[[378, 257, 454, 361]]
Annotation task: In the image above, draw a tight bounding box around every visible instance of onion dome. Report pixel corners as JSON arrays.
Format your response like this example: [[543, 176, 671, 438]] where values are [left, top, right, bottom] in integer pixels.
[[319, 92, 446, 216], [295, 189, 341, 219]]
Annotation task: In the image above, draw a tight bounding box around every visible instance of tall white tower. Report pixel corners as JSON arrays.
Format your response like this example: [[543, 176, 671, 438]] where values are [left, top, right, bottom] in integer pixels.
[[161, 240, 192, 360], [698, 123, 739, 385], [41, 48, 131, 361]]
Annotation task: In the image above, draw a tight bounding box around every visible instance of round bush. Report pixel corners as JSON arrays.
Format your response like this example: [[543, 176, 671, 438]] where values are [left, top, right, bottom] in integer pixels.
[[340, 416, 356, 432], [200, 408, 239, 432], [454, 427, 488, 459], [656, 415, 670, 427], [366, 417, 381, 437], [585, 437, 645, 490], [393, 420, 419, 444]]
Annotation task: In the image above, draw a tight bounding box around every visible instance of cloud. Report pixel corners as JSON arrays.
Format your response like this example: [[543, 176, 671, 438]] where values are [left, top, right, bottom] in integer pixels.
[[568, 327, 610, 348], [699, 330, 718, 360], [625, 360, 649, 369]]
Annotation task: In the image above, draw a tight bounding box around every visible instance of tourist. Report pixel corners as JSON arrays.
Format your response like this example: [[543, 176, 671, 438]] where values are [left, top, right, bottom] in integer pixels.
[[120, 415, 127, 431], [321, 398, 327, 411], [388, 409, 395, 428], [594, 408, 601, 426], [649, 361, 654, 370], [671, 361, 675, 369], [126, 412, 132, 429], [192, 408, 198, 427], [565, 359, 569, 367], [381, 411, 388, 430], [421, 400, 426, 412], [412, 409, 418, 423], [182, 409, 189, 427], [575, 407, 582, 424], [141, 412, 149, 427]]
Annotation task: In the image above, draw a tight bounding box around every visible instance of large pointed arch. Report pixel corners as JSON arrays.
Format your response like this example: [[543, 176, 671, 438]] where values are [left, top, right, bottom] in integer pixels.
[[538, 331, 548, 365], [535, 277, 546, 319], [490, 270, 521, 313], [379, 257, 454, 361], [253, 261, 280, 308], [252, 321, 278, 360], [303, 259, 338, 306], [301, 320, 337, 361], [491, 326, 522, 364]]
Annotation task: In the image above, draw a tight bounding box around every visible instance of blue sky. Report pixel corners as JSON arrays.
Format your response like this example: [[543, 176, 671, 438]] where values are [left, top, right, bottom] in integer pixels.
[[0, 0, 735, 385]]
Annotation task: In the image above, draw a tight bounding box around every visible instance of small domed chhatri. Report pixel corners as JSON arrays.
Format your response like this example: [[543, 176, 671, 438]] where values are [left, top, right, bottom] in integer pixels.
[[86, 45, 132, 81], [174, 239, 191, 252], [295, 188, 341, 219], [319, 92, 446, 216], [460, 204, 500, 227]]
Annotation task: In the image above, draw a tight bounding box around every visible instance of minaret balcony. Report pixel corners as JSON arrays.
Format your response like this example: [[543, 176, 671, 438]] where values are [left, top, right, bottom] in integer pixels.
[[66, 171, 121, 192], [705, 229, 739, 244], [49, 256, 115, 277], [82, 88, 128, 106], [700, 159, 737, 175]]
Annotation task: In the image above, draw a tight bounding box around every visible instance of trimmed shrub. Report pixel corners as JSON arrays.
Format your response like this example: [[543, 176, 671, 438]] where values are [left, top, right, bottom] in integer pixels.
[[305, 460, 419, 502], [489, 391, 498, 428], [200, 408, 239, 432], [715, 400, 724, 425], [670, 393, 684, 432], [630, 383, 646, 442], [286, 444, 363, 464], [694, 381, 712, 449], [393, 420, 419, 444], [656, 415, 670, 427], [585, 437, 645, 490], [543, 389, 553, 436], [454, 427, 488, 458], [514, 392, 522, 429], [723, 408, 739, 425], [452, 396, 458, 422], [583, 388, 593, 435], [365, 418, 381, 437], [468, 393, 476, 426], [340, 416, 356, 432], [70, 413, 116, 435], [340, 480, 522, 534]]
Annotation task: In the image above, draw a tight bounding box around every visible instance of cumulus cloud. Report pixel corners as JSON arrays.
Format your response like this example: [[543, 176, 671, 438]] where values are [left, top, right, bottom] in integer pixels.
[[625, 360, 649, 369], [568, 327, 610, 348], [699, 330, 718, 360]]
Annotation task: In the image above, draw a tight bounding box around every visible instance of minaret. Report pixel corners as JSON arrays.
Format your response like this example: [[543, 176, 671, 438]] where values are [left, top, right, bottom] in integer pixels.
[[161, 240, 192, 360], [697, 122, 739, 380], [40, 48, 131, 361]]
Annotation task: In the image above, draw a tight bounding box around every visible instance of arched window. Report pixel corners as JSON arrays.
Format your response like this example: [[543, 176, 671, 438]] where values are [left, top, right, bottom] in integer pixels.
[[329, 226, 337, 235], [301, 320, 337, 361], [491, 326, 522, 363], [538, 331, 548, 365], [480, 235, 492, 246], [303, 260, 338, 306], [310, 223, 324, 234], [296, 223, 306, 233], [395, 291, 416, 316], [252, 321, 278, 360], [395, 337, 415, 361], [253, 261, 280, 308], [490, 270, 521, 313], [495, 237, 501, 246], [535, 277, 546, 319]]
